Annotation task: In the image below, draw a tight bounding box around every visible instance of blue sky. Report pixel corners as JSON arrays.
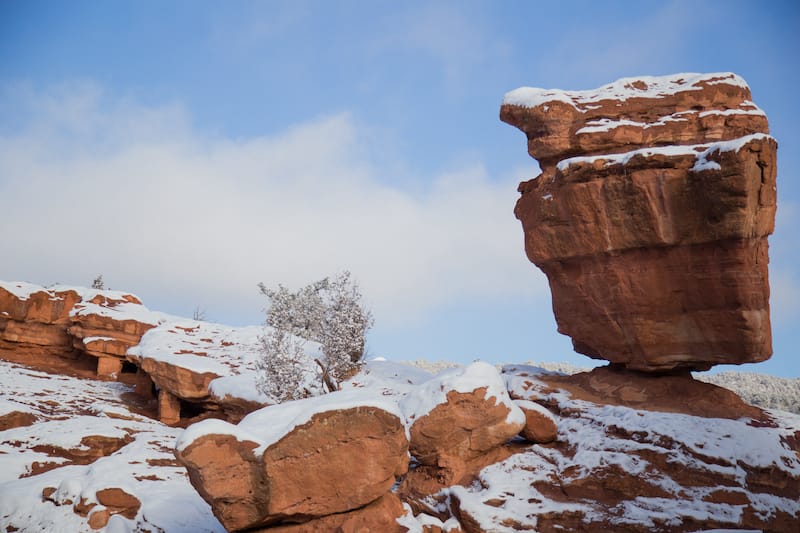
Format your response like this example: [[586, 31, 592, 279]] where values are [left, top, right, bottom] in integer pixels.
[[1, 0, 798, 376]]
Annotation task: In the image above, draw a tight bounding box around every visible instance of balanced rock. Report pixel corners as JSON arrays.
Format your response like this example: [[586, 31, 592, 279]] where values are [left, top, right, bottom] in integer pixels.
[[500, 72, 777, 372], [175, 390, 408, 531]]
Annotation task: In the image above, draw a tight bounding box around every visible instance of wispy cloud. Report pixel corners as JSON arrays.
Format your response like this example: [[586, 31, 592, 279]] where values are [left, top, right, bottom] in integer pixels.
[[0, 81, 545, 326], [532, 0, 712, 87], [373, 1, 509, 87]]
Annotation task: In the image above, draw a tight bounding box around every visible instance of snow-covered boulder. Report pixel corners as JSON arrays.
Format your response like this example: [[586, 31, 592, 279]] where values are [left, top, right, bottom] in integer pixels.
[[400, 362, 525, 482], [174, 389, 408, 531]]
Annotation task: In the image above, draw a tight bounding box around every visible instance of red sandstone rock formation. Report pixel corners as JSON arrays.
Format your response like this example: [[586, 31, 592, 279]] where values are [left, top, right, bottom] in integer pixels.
[[406, 388, 524, 481], [175, 397, 408, 531], [0, 283, 82, 362], [500, 72, 777, 372], [250, 493, 407, 533], [0, 282, 159, 378]]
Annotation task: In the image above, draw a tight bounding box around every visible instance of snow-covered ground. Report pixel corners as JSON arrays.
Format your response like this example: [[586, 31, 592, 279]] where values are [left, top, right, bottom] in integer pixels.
[[2, 353, 798, 532], [0, 360, 225, 533]]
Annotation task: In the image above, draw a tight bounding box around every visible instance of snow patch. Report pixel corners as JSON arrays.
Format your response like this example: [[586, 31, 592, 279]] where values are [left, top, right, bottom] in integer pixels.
[[555, 133, 772, 173], [399, 361, 525, 426], [503, 72, 748, 109]]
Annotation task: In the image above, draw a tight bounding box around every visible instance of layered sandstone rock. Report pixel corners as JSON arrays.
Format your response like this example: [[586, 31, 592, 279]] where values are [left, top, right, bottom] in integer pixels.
[[0, 283, 83, 361], [251, 493, 407, 533], [175, 391, 408, 531], [127, 321, 278, 424], [500, 72, 777, 371], [0, 282, 161, 378]]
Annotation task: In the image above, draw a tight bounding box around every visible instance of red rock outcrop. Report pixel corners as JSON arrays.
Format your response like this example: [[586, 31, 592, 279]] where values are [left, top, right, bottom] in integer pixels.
[[43, 485, 141, 530], [406, 388, 524, 481], [68, 292, 159, 377], [0, 281, 271, 425], [175, 397, 408, 531], [500, 72, 777, 372], [0, 282, 160, 378]]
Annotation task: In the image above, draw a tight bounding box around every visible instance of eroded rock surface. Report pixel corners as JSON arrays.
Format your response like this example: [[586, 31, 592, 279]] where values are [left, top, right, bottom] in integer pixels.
[[252, 493, 407, 533], [500, 73, 777, 371]]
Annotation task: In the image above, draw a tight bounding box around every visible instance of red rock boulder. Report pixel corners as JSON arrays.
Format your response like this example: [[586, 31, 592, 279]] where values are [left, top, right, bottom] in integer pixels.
[[401, 362, 525, 483], [175, 391, 408, 531]]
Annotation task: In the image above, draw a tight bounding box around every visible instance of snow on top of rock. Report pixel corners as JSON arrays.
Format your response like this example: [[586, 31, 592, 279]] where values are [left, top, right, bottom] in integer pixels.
[[0, 280, 50, 300], [399, 361, 525, 426], [574, 102, 765, 135], [175, 387, 405, 456], [447, 367, 800, 531], [342, 359, 434, 401], [556, 132, 773, 173], [513, 398, 557, 423], [503, 72, 749, 109], [69, 299, 172, 327], [129, 319, 322, 385], [208, 374, 269, 404]]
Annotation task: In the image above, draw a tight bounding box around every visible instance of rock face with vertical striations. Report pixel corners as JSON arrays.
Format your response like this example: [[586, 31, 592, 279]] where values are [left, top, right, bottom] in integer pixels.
[[500, 73, 777, 372]]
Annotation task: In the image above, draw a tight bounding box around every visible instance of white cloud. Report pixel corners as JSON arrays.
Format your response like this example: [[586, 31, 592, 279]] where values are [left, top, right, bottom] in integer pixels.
[[0, 82, 546, 327]]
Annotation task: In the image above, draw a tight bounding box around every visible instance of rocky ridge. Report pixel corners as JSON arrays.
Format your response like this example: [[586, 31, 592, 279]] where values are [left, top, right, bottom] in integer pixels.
[[0, 281, 318, 426], [500, 72, 777, 372]]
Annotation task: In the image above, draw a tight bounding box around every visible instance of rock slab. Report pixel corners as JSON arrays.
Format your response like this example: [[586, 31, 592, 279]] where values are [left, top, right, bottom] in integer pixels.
[[500, 72, 777, 371]]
